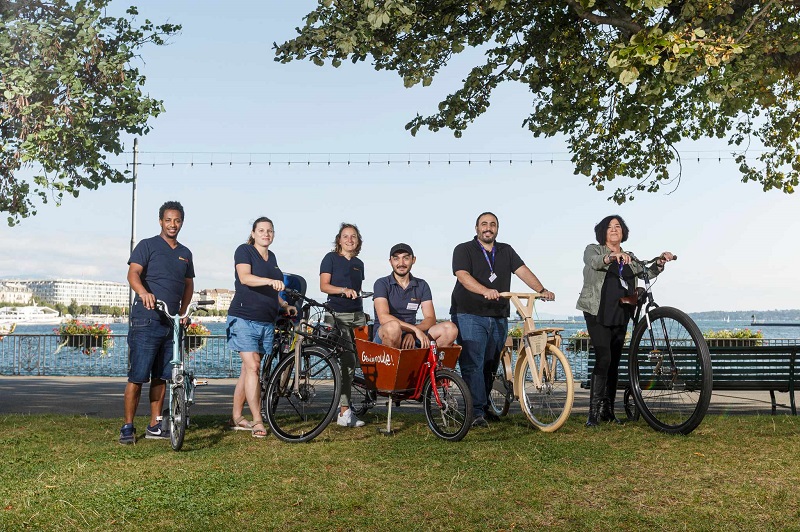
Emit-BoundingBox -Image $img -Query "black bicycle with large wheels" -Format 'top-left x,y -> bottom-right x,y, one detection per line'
622,254 -> 712,435
262,289 -> 359,443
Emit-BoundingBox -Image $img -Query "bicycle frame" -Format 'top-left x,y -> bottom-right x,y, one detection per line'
501,292 -> 562,396
627,257 -> 679,372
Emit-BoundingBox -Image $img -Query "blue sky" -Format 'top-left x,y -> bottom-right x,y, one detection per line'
1,1 -> 798,317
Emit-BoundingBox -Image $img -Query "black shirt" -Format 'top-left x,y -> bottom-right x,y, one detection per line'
450,237 -> 525,317
597,262 -> 635,327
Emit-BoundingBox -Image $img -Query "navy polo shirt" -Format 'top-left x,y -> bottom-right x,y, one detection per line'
319,251 -> 364,313
450,236 -> 524,317
129,235 -> 195,319
228,244 -> 284,323
372,273 -> 432,339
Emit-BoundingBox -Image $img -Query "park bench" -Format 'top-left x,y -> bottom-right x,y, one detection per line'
580,344 -> 799,415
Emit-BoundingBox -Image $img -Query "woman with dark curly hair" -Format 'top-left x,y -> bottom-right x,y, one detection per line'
576,215 -> 675,427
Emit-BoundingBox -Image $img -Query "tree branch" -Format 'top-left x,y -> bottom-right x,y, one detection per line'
736,0 -> 777,43
564,0 -> 643,36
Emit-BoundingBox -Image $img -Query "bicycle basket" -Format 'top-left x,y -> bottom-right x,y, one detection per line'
525,332 -> 548,355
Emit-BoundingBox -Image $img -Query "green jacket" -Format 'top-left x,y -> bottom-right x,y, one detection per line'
575,244 -> 662,316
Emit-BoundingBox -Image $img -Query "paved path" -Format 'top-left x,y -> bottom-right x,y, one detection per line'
0,376 -> 792,419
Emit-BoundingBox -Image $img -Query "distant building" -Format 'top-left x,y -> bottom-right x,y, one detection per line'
0,282 -> 34,305
11,279 -> 130,308
196,288 -> 235,312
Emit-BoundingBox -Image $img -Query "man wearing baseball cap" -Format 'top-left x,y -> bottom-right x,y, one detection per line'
372,243 -> 457,349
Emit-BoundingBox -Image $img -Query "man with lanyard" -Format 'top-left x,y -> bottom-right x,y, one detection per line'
120,201 -> 195,444
373,243 -> 457,349
450,212 -> 555,428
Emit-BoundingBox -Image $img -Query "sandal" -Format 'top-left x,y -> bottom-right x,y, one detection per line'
229,416 -> 253,431
251,422 -> 267,439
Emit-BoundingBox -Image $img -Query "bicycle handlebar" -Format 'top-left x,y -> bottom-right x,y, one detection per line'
155,299 -> 215,320
498,291 -> 548,299
626,252 -> 678,266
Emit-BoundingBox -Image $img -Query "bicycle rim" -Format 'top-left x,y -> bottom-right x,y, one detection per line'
264,346 -> 341,443
422,369 -> 473,442
519,345 -> 574,432
169,384 -> 186,451
628,306 -> 712,435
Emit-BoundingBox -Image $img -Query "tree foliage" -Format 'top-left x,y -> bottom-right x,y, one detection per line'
0,0 -> 179,225
275,0 -> 800,202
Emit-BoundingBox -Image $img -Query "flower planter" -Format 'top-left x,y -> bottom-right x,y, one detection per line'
706,338 -> 762,348
184,335 -> 207,352
568,337 -> 593,352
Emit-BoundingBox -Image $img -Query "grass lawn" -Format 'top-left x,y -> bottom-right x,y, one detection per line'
2,412 -> 799,530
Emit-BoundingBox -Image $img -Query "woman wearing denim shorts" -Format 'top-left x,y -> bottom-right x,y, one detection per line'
227,217 -> 295,438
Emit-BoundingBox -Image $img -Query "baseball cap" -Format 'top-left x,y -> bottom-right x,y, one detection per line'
389,243 -> 414,257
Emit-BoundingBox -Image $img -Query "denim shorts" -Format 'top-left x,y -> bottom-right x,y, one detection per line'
226,315 -> 275,355
127,317 -> 174,383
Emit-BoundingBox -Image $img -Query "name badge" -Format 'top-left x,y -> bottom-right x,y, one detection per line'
406,302 -> 419,311
488,273 -> 497,283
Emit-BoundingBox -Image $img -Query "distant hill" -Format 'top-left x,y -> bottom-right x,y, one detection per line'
689,309 -> 800,321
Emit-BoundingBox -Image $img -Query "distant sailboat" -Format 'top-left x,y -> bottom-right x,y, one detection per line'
724,316 -> 730,323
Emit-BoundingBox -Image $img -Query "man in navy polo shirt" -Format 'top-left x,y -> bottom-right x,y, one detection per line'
373,243 -> 457,349
120,201 -> 195,444
451,212 -> 555,428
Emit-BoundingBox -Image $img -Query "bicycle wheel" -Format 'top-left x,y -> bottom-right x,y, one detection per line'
518,344 -> 574,432
422,368 -> 473,442
623,386 -> 639,421
350,371 -> 376,417
628,306 -> 712,435
169,384 -> 187,451
488,351 -> 512,417
264,346 -> 341,443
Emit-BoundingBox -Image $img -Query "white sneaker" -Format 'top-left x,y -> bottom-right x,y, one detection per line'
337,408 -> 365,428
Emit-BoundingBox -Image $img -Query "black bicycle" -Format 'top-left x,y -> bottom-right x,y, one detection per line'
622,253 -> 712,435
261,289 -> 377,443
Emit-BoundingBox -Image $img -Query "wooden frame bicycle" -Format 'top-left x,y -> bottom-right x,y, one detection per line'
488,292 -> 575,432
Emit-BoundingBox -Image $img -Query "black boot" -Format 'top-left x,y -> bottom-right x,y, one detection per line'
585,375 -> 606,427
599,398 -> 623,424
599,383 -> 624,424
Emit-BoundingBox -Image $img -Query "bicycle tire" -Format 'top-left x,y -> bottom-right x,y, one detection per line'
169,384 -> 187,451
518,344 -> 574,432
422,368 -> 473,442
488,351 -> 512,417
264,345 -> 341,443
628,306 -> 712,435
350,372 -> 376,417
623,386 -> 639,421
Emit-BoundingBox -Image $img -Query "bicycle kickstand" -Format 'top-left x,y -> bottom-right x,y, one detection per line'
379,398 -> 396,437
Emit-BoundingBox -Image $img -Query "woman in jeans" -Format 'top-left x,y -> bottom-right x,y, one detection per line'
227,217 -> 295,438
319,223 -> 367,428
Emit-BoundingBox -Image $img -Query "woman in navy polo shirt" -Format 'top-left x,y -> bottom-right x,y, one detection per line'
319,223 -> 367,428
227,217 -> 295,438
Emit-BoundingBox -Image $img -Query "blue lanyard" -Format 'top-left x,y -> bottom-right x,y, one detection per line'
478,241 -> 496,274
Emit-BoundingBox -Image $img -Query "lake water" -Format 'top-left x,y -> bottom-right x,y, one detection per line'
10,317 -> 800,340
5,318 -> 798,379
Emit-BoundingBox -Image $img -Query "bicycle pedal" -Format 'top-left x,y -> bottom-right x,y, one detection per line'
193,379 -> 209,386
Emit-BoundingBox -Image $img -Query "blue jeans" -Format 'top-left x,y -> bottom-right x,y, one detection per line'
127,317 -> 174,383
452,313 -> 508,418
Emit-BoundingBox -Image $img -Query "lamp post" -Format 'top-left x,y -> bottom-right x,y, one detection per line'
128,138 -> 139,314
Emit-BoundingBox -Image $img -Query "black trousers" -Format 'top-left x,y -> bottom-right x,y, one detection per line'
584,312 -> 627,400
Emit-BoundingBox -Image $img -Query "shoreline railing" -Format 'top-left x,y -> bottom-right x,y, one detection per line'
1,334 -> 798,379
